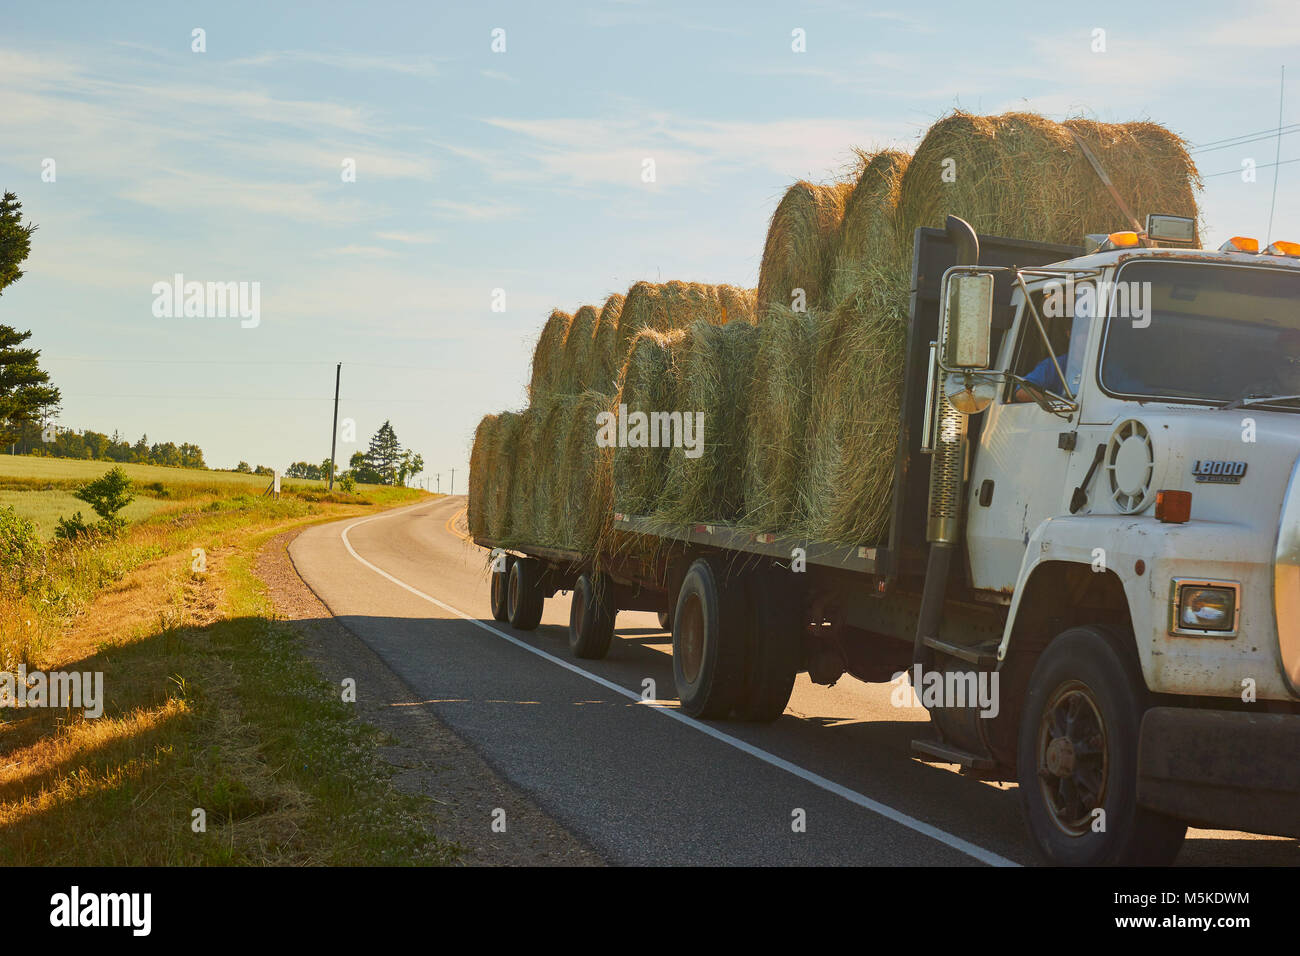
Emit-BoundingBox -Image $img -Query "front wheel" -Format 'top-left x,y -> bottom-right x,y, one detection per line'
1017,626 -> 1186,865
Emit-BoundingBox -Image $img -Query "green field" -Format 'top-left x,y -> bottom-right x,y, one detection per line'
0,455 -> 332,491
0,489 -> 168,539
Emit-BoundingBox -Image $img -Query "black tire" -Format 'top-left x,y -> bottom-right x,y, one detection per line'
506,557 -> 545,631
1017,626 -> 1187,866
489,553 -> 514,623
569,573 -> 616,659
671,556 -> 746,719
735,570 -> 799,722
658,609 -> 672,632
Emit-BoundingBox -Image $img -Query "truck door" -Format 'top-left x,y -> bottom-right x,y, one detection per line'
965,287 -> 1087,593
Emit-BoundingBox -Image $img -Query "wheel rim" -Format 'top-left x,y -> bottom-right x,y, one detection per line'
492,572 -> 505,611
1036,680 -> 1109,837
678,593 -> 705,684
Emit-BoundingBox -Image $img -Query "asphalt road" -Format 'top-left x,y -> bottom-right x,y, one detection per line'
288,496 -> 1296,866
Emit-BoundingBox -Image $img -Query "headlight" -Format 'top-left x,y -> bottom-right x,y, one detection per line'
1171,580 -> 1240,636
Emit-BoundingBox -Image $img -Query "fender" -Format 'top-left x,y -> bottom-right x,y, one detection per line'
998,513 -> 1292,700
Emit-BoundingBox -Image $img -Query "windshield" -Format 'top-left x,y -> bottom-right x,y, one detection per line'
1099,260 -> 1300,405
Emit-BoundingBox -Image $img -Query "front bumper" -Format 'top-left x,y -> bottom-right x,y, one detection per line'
1138,707 -> 1300,837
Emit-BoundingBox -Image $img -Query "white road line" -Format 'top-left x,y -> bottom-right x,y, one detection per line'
339,507 -> 1019,868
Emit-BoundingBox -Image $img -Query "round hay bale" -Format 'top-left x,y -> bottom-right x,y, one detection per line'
531,395 -> 576,547
828,149 -> 911,307
661,320 -> 761,523
527,309 -> 573,402
1062,118 -> 1201,241
557,305 -> 599,393
611,327 -> 689,516
897,111 -> 1201,254
756,180 -> 855,314
557,389 -> 616,552
506,407 -> 540,544
467,413 -> 499,538
798,283 -> 908,545
742,303 -> 818,531
486,411 -> 523,542
615,280 -> 733,359
592,293 -> 625,393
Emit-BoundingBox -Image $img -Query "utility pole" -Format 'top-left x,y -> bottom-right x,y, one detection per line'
450,468 -> 454,496
328,363 -> 341,490
436,473 -> 440,494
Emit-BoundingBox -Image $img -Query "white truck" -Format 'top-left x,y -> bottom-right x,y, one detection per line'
477,215 -> 1300,865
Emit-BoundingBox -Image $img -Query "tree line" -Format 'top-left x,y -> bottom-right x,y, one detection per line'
5,420 -> 208,468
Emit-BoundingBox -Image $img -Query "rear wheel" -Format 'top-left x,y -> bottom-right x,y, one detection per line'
735,570 -> 799,722
489,553 -> 513,622
672,557 -> 746,718
506,557 -> 545,631
657,609 -> 672,632
569,573 -> 616,659
1017,626 -> 1187,865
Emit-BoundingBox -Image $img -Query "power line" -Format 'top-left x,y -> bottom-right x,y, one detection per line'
1202,156 -> 1300,179
60,392 -> 434,403
1268,65 -> 1286,244
1190,123 -> 1300,154
46,356 -> 458,371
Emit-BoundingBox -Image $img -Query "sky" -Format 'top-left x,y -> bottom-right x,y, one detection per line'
1,0 -> 1297,484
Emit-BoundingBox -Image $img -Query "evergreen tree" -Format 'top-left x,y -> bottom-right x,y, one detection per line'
0,192 -> 60,445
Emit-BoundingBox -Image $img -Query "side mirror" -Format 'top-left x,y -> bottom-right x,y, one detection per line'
943,271 -> 994,370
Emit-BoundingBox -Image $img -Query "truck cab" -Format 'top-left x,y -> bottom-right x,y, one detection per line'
945,230 -> 1300,861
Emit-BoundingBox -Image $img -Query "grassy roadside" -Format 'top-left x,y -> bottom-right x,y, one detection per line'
0,484 -> 461,865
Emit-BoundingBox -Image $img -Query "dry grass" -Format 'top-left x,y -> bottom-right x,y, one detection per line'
757,180 -> 855,313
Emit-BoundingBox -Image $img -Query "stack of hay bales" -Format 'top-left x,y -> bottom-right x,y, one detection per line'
470,111 -> 1201,557
469,282 -> 758,554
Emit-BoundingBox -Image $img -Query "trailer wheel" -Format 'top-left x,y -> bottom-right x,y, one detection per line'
1017,626 -> 1186,866
506,557 -> 545,631
489,554 -> 514,623
569,573 -> 615,659
735,570 -> 799,722
672,557 -> 746,719
657,610 -> 672,632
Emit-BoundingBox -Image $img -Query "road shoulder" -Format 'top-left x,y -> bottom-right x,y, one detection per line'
257,525 -> 603,867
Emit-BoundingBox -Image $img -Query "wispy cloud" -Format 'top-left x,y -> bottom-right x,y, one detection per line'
229,49 -> 444,78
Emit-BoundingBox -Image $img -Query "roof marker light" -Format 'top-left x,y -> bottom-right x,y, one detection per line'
1220,236 -> 1260,254
1265,240 -> 1300,257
